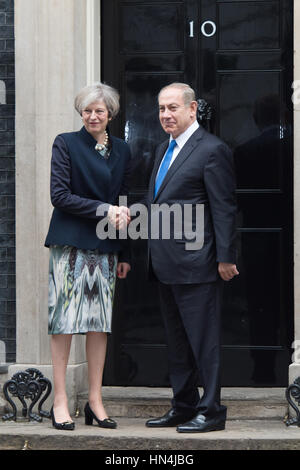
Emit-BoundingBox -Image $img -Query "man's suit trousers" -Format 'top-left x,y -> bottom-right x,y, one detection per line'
158,280 -> 226,420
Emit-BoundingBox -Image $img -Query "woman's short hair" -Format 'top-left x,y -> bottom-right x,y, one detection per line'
74,82 -> 120,119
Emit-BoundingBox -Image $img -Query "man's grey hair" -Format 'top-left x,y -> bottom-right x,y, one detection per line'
158,82 -> 196,105
74,82 -> 120,119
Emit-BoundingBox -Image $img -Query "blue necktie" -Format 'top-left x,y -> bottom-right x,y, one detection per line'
154,139 -> 177,197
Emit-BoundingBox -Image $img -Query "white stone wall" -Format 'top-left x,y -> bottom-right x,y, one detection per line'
12,0 -> 101,409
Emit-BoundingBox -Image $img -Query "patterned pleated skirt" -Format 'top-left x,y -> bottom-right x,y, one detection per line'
48,245 -> 118,335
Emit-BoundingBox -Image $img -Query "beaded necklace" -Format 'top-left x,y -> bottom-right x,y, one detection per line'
95,131 -> 110,159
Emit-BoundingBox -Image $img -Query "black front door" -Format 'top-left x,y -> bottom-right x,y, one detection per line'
102,0 -> 293,386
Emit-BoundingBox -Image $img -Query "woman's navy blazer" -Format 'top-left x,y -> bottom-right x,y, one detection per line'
44,126 -> 131,261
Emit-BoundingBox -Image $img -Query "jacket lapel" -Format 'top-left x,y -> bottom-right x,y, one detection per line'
153,126 -> 205,201
79,126 -> 120,172
106,136 -> 121,172
150,140 -> 169,201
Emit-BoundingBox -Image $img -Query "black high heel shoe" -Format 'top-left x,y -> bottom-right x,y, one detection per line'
50,406 -> 75,431
84,402 -> 117,429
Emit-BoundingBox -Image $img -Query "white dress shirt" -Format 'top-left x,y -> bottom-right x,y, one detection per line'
156,120 -> 200,179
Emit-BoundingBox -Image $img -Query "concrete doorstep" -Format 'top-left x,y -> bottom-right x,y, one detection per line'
0,387 -> 299,451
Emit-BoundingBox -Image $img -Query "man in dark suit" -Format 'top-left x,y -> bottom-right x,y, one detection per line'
145,83 -> 238,433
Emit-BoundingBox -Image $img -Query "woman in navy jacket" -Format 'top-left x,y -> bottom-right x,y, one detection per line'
45,82 -> 131,430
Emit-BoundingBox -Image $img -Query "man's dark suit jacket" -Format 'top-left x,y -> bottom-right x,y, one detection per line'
148,125 -> 237,284
44,126 -> 131,261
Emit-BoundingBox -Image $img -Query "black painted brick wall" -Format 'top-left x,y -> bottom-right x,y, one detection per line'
0,0 -> 15,363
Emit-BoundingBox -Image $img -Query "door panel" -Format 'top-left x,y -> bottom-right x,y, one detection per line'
125,72 -> 183,190
102,0 -> 293,386
219,72 -> 282,188
120,4 -> 185,52
218,1 -> 280,50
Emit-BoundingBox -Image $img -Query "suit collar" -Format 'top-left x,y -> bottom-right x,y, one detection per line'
157,125 -> 204,160
79,125 -> 97,145
152,125 -> 205,201
79,126 -> 119,171
173,120 -> 200,151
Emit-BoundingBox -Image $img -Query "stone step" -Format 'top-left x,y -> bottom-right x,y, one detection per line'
0,386 -> 297,451
77,387 -> 288,421
0,417 -> 299,451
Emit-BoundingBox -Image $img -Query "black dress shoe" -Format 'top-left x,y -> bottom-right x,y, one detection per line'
145,408 -> 196,428
176,412 -> 225,433
50,406 -> 75,431
84,402 -> 117,429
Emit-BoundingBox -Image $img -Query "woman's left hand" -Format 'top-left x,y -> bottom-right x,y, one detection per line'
117,262 -> 131,279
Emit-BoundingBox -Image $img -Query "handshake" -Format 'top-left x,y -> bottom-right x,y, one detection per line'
108,205 -> 131,230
